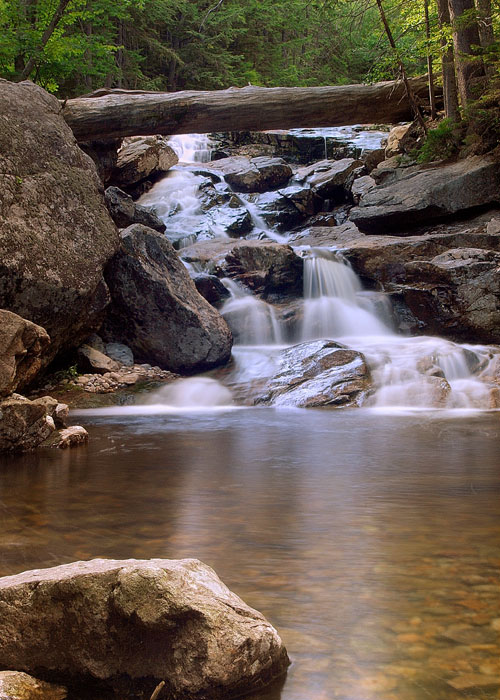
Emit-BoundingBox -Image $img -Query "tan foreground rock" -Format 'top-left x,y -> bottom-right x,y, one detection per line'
0,311 -> 50,398
0,558 -> 289,699
0,671 -> 66,700
0,396 -> 54,451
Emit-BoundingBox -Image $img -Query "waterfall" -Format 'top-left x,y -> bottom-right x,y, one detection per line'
168,134 -> 213,163
220,278 -> 283,345
301,249 -> 391,339
299,248 -> 499,410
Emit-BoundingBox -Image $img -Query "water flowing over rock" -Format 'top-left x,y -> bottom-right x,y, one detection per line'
254,340 -> 371,407
103,224 -> 233,373
0,311 -> 50,397
350,156 -> 500,233
296,158 -> 364,200
0,558 -> 289,699
0,79 -> 119,365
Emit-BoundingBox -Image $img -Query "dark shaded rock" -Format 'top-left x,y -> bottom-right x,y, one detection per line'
112,136 -> 178,189
363,148 -> 386,172
79,139 -> 120,185
194,274 -> 231,307
105,187 -> 165,232
0,396 -> 55,452
208,156 -> 292,192
103,225 -> 232,373
0,79 -> 119,365
0,558 -> 289,699
350,156 -> 500,234
278,184 -> 317,216
0,671 -> 66,700
0,311 -> 50,397
105,342 -> 134,366
351,175 -> 376,205
254,340 -> 370,407
248,191 -> 305,230
296,158 -> 364,200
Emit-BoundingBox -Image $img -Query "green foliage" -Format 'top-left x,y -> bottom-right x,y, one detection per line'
416,118 -> 463,162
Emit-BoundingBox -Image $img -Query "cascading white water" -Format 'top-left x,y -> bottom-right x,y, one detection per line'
168,133 -> 213,163
220,278 -> 283,345
301,250 -> 391,339
298,249 -> 499,410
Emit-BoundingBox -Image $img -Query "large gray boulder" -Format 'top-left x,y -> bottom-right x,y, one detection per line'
103,225 -> 233,373
0,79 -> 119,364
255,340 -> 371,407
0,311 -> 50,397
350,156 -> 500,233
0,558 -> 289,699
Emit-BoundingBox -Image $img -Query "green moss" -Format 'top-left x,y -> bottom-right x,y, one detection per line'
416,119 -> 463,163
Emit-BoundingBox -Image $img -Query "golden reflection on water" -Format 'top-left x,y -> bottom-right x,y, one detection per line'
0,409 -> 499,700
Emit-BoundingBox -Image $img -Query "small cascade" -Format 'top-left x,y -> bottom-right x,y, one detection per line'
168,134 -> 213,163
220,278 -> 283,345
301,249 -> 391,339
235,193 -> 289,243
147,377 -> 233,407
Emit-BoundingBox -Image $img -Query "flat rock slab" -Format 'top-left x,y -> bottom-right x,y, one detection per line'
0,558 -> 289,699
350,156 -> 500,234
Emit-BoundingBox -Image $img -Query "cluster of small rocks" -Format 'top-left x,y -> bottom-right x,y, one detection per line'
72,364 -> 178,394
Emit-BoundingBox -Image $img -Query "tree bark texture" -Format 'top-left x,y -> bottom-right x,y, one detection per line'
448,0 -> 485,107
437,0 -> 461,120
62,76 -> 437,142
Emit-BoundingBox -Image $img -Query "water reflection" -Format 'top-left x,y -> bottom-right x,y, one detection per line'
1,410 -> 499,700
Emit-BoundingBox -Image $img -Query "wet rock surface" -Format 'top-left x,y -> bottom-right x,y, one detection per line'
0,558 -> 289,699
103,224 -> 233,373
208,156 -> 292,192
254,340 -> 371,407
104,186 -> 166,232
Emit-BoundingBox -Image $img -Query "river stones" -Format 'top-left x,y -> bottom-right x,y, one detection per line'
112,136 -> 178,189
0,558 -> 290,699
103,224 -> 233,373
0,311 -> 50,398
104,186 -> 166,232
254,339 -> 371,407
208,156 -> 292,192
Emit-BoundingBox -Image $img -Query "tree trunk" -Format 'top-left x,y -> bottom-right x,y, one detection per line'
375,0 -> 427,132
437,0 -> 461,120
424,0 -> 437,119
62,76 -> 440,142
448,0 -> 485,107
475,0 -> 495,47
19,0 -> 73,81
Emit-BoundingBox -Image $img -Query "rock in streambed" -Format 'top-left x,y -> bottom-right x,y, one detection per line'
0,558 -> 289,699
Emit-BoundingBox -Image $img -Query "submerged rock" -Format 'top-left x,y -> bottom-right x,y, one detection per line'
350,156 -> 500,233
0,311 -> 50,397
0,79 -> 119,365
255,340 -> 371,407
104,224 -> 233,373
0,558 -> 289,699
0,671 -> 66,700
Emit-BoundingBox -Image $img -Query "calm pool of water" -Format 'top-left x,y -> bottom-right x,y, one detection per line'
1,408 -> 499,699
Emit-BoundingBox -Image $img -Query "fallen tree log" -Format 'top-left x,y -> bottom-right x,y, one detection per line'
62,76 -> 438,142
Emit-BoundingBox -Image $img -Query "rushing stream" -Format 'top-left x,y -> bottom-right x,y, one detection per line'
1,132 -> 499,700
